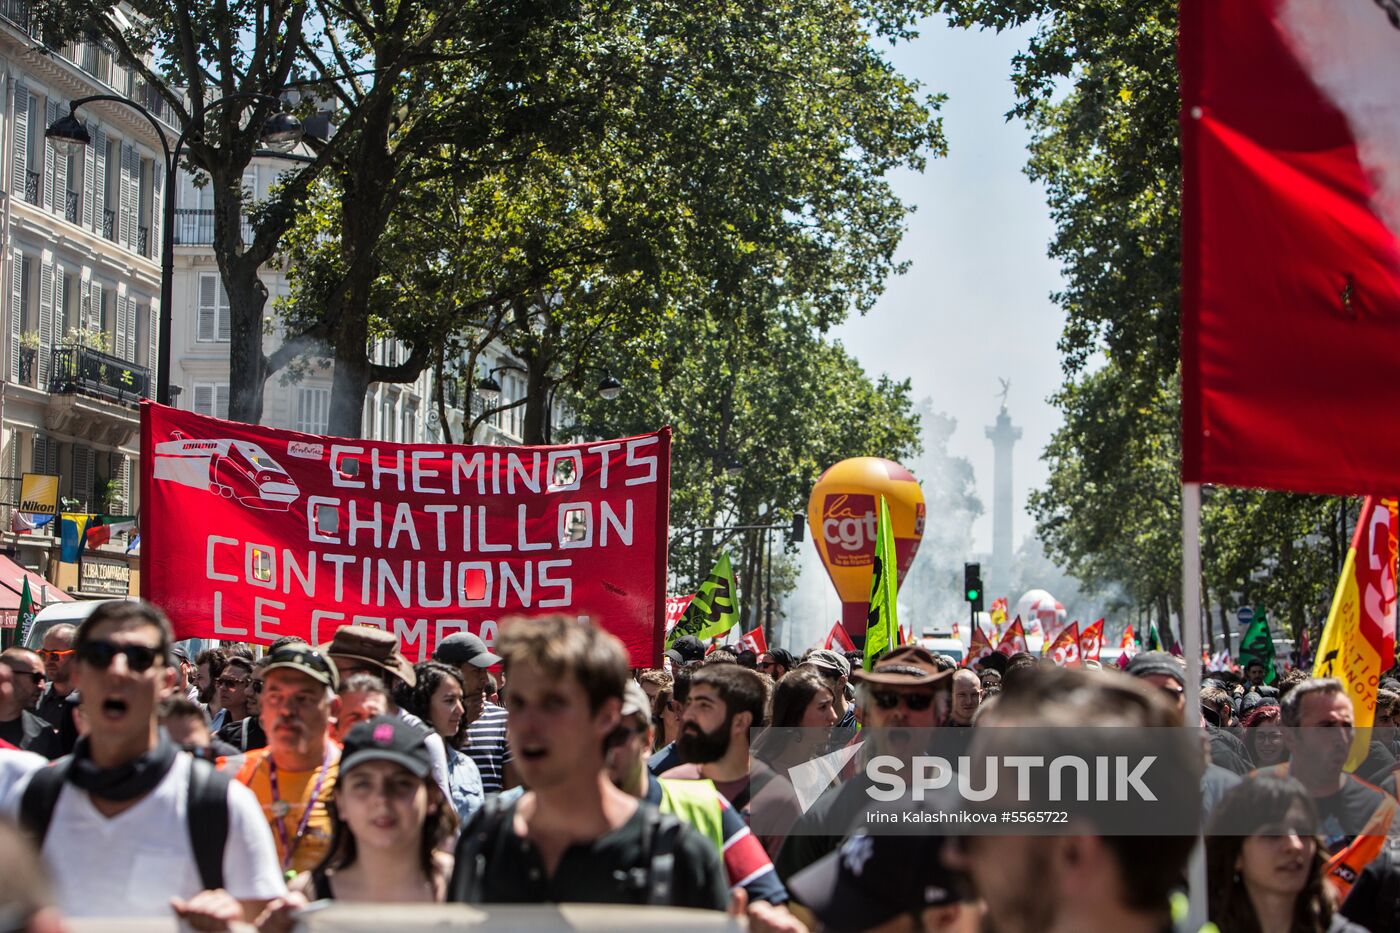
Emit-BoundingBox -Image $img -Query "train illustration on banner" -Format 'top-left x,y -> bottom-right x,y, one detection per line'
152,435 -> 301,511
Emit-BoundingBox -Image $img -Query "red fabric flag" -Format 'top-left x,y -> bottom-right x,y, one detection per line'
736,627 -> 768,656
1180,1 -> 1400,494
996,618 -> 1027,657
1047,623 -> 1081,667
1078,619 -> 1104,662
824,621 -> 856,653
965,624 -> 995,669
665,594 -> 695,636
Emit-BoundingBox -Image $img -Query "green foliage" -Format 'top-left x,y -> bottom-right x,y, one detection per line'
943,0 -> 1341,641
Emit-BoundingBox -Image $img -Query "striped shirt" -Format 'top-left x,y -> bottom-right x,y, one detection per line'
465,702 -> 511,793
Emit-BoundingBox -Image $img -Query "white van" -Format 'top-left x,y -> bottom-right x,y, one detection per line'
22,598 -> 217,660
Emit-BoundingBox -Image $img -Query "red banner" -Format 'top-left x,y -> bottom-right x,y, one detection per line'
140,403 -> 671,666
664,594 -> 695,636
1180,0 -> 1400,494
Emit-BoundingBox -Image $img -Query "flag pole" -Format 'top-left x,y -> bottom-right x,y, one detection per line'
1182,481 -> 1206,928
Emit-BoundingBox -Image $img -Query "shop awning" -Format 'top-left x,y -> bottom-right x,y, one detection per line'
0,556 -> 73,608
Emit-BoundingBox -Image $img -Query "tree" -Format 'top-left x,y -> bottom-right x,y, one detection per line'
276,0 -> 946,437
942,0 -> 1342,642
565,304 -> 922,632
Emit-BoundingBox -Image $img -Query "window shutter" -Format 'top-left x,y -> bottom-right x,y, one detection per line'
91,127 -> 106,234
9,249 -> 21,382
215,384 -> 229,419
124,294 -> 137,361
118,143 -> 133,248
193,384 -> 213,416
83,123 -> 96,227
218,280 -> 230,340
37,260 -> 53,385
72,445 -> 93,509
43,100 -> 56,210
114,294 -> 128,360
148,298 -> 157,375
115,455 -> 130,514
150,162 -> 162,258
12,85 -> 27,198
197,273 -> 217,340
89,280 -> 102,334
51,104 -> 68,214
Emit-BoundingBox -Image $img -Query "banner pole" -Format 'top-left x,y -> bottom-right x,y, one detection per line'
1181,481 -> 1206,928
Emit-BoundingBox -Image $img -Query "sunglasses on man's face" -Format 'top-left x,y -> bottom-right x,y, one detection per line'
76,641 -> 163,673
6,669 -> 44,685
39,649 -> 75,661
870,690 -> 936,712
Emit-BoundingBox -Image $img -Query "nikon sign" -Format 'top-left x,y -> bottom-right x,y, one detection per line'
19,473 -> 59,515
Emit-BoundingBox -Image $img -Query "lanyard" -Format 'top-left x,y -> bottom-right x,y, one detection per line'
266,746 -> 334,872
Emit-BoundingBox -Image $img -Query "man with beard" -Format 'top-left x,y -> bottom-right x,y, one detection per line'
774,645 -> 953,882
943,666 -> 1197,933
6,601 -> 284,921
34,624 -> 76,727
196,647 -> 228,728
0,650 -> 59,759
661,663 -> 770,819
226,643 -> 342,876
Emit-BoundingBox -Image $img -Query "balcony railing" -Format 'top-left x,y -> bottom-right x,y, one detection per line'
65,190 -> 80,224
49,345 -> 149,407
173,208 -> 253,246
137,225 -> 148,256
24,171 -> 39,205
103,209 -> 114,241
0,0 -> 29,32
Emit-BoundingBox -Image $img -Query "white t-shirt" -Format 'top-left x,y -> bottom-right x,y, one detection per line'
0,748 -> 45,801
3,752 -> 287,917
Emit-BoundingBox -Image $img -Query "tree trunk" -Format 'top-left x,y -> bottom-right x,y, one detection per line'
327,314 -> 371,438
522,363 -> 551,445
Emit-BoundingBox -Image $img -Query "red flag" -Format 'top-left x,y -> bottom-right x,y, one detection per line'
824,621 -> 856,653
1180,1 -> 1400,494
736,627 -> 768,656
665,594 -> 695,635
996,618 -> 1027,657
964,624 -> 995,668
1078,619 -> 1104,662
1047,623 -> 1081,667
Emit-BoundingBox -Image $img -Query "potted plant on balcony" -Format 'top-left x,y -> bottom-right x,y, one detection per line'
17,331 -> 39,386
64,327 -> 111,352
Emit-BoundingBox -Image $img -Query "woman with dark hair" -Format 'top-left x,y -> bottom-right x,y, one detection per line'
257,717 -> 458,928
651,684 -> 679,752
754,668 -> 838,771
1206,774 -> 1367,933
1241,704 -> 1288,767
401,661 -> 483,823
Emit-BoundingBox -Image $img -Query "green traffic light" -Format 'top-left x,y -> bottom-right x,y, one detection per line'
967,589 -> 979,601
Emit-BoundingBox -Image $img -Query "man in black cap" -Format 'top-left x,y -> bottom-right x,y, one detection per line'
757,649 -> 798,682
665,634 -> 708,669
433,631 -> 515,794
798,649 -> 855,730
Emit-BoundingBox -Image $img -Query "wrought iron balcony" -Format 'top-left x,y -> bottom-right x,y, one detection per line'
137,225 -> 148,256
65,190 -> 79,224
173,208 -> 253,246
24,171 -> 38,205
103,209 -> 114,240
49,345 -> 149,407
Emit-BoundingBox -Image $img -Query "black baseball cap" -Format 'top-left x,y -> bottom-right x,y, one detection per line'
667,635 -> 706,664
433,632 -> 502,668
341,716 -> 433,779
260,644 -> 339,691
788,828 -> 967,932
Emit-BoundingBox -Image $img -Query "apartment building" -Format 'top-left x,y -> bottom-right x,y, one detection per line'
0,6 -> 166,594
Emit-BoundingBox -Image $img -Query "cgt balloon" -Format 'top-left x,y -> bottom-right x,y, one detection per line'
807,457 -> 925,640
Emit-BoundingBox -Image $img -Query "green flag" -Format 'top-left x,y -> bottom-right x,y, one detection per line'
1146,622 -> 1162,652
1238,610 -> 1277,684
667,553 -> 740,646
863,496 -> 899,671
14,578 -> 34,649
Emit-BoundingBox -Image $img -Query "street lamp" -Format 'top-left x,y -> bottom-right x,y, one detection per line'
46,94 -> 304,405
596,370 -> 622,401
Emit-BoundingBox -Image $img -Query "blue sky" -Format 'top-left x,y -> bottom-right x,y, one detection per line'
833,16 -> 1065,555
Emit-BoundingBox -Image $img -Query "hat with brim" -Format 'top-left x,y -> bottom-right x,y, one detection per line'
322,624 -> 416,687
788,831 -> 963,932
260,644 -> 340,691
341,716 -> 432,779
851,645 -> 952,688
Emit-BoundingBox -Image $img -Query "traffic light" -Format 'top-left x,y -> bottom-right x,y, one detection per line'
964,562 -> 984,612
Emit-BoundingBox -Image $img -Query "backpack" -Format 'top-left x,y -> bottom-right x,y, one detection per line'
18,754 -> 232,891
451,796 -> 683,906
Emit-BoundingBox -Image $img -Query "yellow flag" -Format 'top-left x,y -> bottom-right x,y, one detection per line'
1314,497 -> 1398,771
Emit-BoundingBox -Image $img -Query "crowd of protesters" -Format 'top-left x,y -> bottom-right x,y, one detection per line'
0,604 -> 1398,931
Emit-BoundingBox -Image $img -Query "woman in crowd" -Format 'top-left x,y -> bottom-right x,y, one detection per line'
1241,704 -> 1288,768
651,684 -> 681,752
402,661 -> 484,823
754,668 -> 839,771
1206,774 -> 1367,933
258,717 -> 458,928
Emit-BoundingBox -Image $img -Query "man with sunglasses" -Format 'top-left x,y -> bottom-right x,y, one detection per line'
774,645 -> 953,883
34,624 -> 76,728
0,649 -> 59,759
4,600 -> 285,921
757,649 -> 797,682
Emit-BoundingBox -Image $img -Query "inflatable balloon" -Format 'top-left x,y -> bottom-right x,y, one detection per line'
1015,589 -> 1066,644
807,457 -> 925,639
